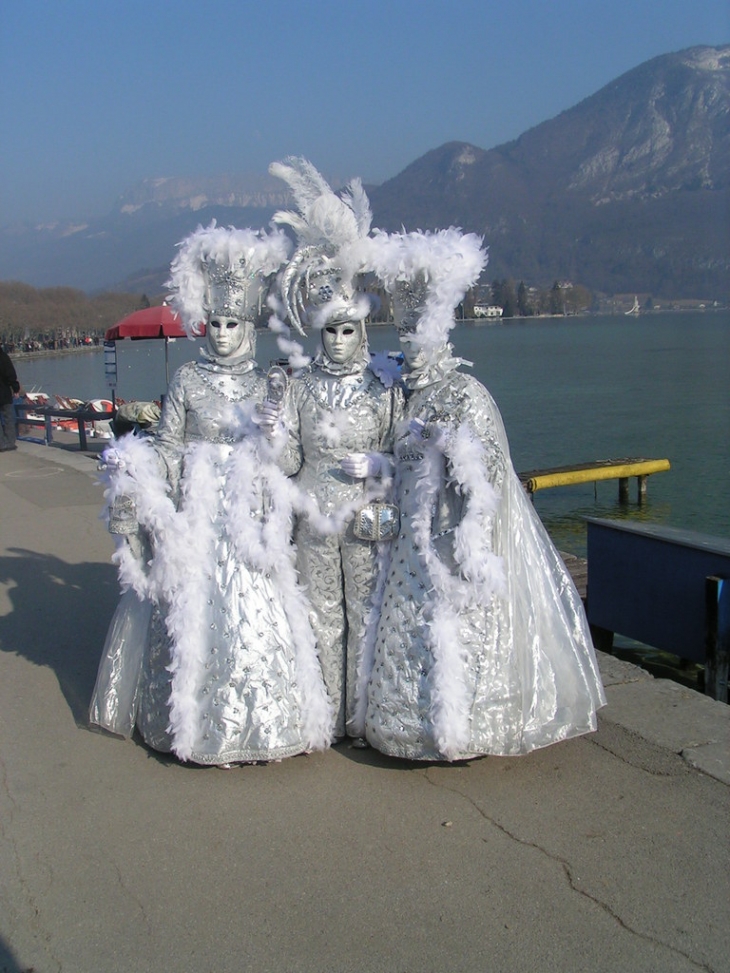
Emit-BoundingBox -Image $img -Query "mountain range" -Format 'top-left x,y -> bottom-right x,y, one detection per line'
1,44 -> 727,300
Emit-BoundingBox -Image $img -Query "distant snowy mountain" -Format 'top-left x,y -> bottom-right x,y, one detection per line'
1,45 -> 727,299
113,173 -> 291,216
0,172 -> 291,293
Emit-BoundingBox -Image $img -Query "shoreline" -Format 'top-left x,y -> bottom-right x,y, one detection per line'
7,344 -> 104,362
4,304 -> 726,361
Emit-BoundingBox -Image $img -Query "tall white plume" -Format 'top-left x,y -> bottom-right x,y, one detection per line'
366,228 -> 487,353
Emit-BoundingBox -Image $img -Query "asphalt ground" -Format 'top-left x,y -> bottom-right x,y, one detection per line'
1,439 -> 728,973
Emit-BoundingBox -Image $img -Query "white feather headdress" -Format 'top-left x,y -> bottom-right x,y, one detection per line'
166,221 -> 292,336
366,228 -> 487,353
269,157 -> 375,334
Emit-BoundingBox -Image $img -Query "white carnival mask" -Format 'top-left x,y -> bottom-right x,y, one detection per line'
399,335 -> 430,371
206,317 -> 254,359
322,321 -> 363,365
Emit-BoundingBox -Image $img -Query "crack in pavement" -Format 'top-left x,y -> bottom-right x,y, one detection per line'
588,724 -> 695,778
111,858 -> 153,936
423,768 -> 715,973
0,757 -> 62,972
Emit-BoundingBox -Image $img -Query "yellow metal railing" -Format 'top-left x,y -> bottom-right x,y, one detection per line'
519,458 -> 671,502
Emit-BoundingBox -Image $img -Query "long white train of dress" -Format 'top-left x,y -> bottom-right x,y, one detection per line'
90,358 -> 333,763
365,368 -> 606,761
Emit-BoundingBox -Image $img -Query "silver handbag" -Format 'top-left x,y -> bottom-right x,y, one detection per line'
353,502 -> 400,541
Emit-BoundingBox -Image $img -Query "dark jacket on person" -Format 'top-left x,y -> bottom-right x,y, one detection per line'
0,349 -> 20,406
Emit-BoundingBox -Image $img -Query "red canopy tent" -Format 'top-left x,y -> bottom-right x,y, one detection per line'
105,305 -> 205,387
105,304 -> 191,340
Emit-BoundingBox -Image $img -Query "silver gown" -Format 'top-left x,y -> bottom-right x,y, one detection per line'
90,354 -> 332,764
365,357 -> 606,761
282,362 -> 404,739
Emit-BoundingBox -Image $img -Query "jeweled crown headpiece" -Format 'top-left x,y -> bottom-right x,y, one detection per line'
269,157 -> 376,334
391,271 -> 429,337
293,257 -> 373,330
203,259 -> 259,321
166,221 -> 292,336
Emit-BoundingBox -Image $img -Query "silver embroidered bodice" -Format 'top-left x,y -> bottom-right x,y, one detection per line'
400,370 -> 507,543
282,365 -> 404,514
155,358 -> 267,497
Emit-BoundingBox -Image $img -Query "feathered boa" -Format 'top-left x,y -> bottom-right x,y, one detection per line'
409,419 -> 506,759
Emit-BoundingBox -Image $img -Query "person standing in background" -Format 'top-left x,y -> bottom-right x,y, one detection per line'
0,347 -> 21,451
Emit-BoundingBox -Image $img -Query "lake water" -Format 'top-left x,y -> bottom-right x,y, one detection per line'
16,310 -> 729,558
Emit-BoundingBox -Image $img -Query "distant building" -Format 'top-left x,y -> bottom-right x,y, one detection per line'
473,305 -> 504,318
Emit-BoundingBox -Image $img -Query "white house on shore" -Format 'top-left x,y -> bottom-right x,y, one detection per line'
473,305 -> 504,318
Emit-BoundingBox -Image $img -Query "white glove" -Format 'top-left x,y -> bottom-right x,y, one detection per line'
340,452 -> 383,479
255,400 -> 284,439
99,447 -> 126,471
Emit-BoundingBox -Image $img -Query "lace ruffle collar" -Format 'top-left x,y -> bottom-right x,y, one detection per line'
404,344 -> 470,390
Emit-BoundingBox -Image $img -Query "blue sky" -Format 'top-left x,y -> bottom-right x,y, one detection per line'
1,0 -> 727,224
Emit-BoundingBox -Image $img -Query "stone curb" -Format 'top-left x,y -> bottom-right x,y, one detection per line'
596,651 -> 730,785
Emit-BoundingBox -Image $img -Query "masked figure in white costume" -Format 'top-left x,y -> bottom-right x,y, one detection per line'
363,229 -> 606,761
90,223 -> 332,765
268,159 -> 405,742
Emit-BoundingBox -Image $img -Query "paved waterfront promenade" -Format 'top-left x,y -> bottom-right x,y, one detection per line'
1,440 -> 728,973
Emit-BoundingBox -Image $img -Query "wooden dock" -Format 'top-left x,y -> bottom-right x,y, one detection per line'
519,457 -> 670,503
